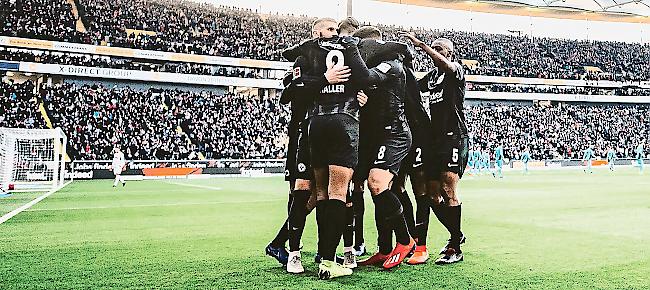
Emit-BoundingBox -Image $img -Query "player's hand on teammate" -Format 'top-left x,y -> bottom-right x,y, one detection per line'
399,31 -> 424,48
324,65 -> 351,84
357,90 -> 368,107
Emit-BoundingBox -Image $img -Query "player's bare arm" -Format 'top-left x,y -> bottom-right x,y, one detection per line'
400,32 -> 457,74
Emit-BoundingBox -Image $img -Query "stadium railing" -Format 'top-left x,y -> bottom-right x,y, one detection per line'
69,159 -> 286,180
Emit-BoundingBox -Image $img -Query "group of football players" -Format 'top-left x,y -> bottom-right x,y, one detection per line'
265,16 -> 469,280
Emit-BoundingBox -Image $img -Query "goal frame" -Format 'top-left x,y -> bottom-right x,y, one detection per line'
0,127 -> 67,192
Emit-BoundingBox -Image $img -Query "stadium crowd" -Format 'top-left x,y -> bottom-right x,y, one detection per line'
466,103 -> 649,160
1,81 -> 647,161
1,0 -> 648,81
43,83 -> 196,160
0,80 -> 44,129
39,82 -> 289,160
469,84 -> 650,96
170,91 -> 289,159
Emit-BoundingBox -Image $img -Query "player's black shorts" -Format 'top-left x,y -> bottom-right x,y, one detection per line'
426,134 -> 469,180
294,125 -> 313,181
309,113 -> 359,169
400,124 -> 432,175
368,120 -> 412,176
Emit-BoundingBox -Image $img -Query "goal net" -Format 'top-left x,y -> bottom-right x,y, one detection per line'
0,128 -> 67,192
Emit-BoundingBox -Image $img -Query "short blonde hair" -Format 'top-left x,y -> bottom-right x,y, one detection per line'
312,17 -> 338,30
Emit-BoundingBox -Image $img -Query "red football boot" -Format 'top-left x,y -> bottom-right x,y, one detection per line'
357,252 -> 389,266
382,238 -> 416,269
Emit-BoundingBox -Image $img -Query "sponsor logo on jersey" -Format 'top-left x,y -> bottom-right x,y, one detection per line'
320,41 -> 345,50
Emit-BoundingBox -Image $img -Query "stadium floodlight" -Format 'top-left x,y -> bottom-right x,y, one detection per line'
0,128 -> 67,192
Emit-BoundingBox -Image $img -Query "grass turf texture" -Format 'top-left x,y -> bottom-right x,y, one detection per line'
1,168 -> 649,289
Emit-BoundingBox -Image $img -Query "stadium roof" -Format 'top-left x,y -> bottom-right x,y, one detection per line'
485,0 -> 650,16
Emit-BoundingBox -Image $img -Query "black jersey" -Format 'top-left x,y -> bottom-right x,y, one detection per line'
282,36 -> 369,120
418,62 -> 467,137
358,39 -> 413,130
280,55 -> 314,137
404,67 -> 429,131
364,59 -> 408,129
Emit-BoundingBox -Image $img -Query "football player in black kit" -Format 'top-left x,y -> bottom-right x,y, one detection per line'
283,17 -> 371,279
391,49 -> 433,265
402,32 -> 468,265
266,17 -> 367,275
350,26 -> 417,270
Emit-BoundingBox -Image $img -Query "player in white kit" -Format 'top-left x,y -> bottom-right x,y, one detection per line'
111,147 -> 127,187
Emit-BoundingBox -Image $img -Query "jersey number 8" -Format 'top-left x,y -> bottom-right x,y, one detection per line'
377,146 -> 386,160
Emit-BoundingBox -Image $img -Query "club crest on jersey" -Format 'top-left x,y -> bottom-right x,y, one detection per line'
293,67 -> 301,80
321,84 -> 345,94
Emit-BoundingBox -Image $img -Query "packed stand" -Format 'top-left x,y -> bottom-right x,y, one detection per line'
2,0 -> 649,81
169,91 -> 289,159
0,80 -> 45,129
76,0 -> 312,60
382,27 -> 650,82
43,83 -> 196,160
40,83 -> 289,160
1,80 -> 648,161
469,83 -> 650,96
0,0 -> 80,42
466,103 -> 650,160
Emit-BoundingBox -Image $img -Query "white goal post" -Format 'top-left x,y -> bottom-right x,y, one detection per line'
0,127 -> 67,192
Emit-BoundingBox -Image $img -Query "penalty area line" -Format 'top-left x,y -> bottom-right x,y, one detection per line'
0,180 -> 72,225
25,198 -> 286,211
164,181 -> 222,191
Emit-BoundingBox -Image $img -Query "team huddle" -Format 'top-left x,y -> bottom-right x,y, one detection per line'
265,17 -> 469,279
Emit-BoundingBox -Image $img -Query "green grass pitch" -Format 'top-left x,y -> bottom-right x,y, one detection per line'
1,167 -> 649,289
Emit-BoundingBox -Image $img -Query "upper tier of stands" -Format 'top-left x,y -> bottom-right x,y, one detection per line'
1,0 -> 648,81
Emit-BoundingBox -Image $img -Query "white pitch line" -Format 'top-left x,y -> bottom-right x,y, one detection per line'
0,181 -> 72,225
164,181 -> 222,191
24,199 -> 285,212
